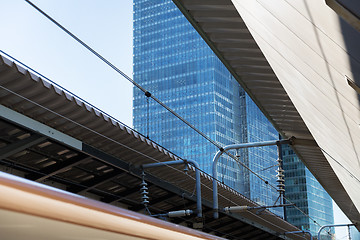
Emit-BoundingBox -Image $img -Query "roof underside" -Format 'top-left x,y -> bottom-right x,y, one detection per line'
172,0 -> 360,226
0,54 -> 309,239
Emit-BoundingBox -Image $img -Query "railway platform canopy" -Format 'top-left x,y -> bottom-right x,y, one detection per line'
0,54 -> 309,239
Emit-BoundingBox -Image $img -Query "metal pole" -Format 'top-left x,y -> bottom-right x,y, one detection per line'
348,224 -> 352,240
212,139 -> 291,218
143,160 -> 202,218
284,230 -> 312,240
317,223 -> 355,240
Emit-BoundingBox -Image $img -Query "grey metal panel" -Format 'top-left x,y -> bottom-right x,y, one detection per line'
172,0 -> 360,226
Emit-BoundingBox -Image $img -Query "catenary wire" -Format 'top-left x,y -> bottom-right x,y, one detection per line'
23,0 -> 294,201
1,149 -> 293,240
23,0 -> 292,207
0,84 -> 309,239
0,82 -> 313,239
21,0 -> 279,189
24,0 -> 221,150
1,157 -> 236,239
11,1 -> 336,234
0,49 -> 135,134
21,0 -> 288,211
320,147 -> 360,184
259,163 -> 280,172
0,159 -> 141,206
0,84 -> 243,210
1,44 -> 328,238
0,83 -> 276,216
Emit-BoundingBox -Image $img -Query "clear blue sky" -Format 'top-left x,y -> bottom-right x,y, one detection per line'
0,0 -> 133,126
0,0 -> 354,238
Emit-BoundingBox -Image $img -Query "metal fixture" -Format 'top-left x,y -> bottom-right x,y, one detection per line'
317,223 -> 355,240
212,139 -> 292,219
224,204 -> 294,214
152,210 -> 194,219
142,159 -> 202,218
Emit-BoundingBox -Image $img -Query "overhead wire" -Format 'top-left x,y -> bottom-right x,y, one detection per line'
22,0 -> 289,213
320,147 -> 360,184
0,158 -> 140,205
0,49 -> 135,134
23,0 -> 282,199
2,157 -> 228,238
0,84 -> 239,209
11,0 -> 336,235
4,0 -> 326,228
23,0 -> 220,149
259,163 -> 279,172
0,84 -> 308,239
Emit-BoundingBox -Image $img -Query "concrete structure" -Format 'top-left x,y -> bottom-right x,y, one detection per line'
172,0 -> 360,229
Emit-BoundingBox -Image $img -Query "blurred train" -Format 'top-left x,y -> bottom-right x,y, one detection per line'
0,172 -> 224,240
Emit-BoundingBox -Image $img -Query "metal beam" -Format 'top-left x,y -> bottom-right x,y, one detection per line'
248,232 -> 272,240
326,0 -> 360,32
82,143 -> 286,239
130,192 -> 177,212
140,193 -> 177,210
239,229 -> 263,239
225,225 -> 254,236
142,159 -> 203,218
150,192 -> 177,206
0,134 -> 46,159
0,158 -> 86,188
26,154 -> 90,182
0,105 -> 82,150
212,220 -> 246,233
68,171 -> 125,194
212,139 -> 292,219
206,217 -> 235,230
191,9 -> 242,20
0,117 -> 287,239
102,185 -> 143,204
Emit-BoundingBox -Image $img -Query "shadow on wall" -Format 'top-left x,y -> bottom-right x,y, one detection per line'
340,16 -> 360,99
305,1 -> 360,167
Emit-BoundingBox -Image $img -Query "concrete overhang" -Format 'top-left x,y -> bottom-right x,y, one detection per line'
173,0 -> 360,228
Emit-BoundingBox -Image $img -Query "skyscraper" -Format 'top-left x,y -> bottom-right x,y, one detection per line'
133,0 -> 334,235
133,0 -> 281,215
282,145 -> 334,236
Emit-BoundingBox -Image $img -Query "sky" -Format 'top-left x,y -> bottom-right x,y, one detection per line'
0,0 -> 356,238
0,0 -> 133,126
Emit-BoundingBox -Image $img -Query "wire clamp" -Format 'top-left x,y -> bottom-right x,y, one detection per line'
145,91 -> 151,97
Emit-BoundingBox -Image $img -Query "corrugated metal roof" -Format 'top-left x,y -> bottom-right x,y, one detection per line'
172,0 -> 359,225
0,53 -> 307,239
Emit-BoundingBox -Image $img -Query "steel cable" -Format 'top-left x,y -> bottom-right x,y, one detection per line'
0,84 -> 308,238
6,0 -> 336,234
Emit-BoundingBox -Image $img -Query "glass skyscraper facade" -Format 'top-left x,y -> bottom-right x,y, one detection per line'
133,0 -> 281,216
282,144 -> 334,236
133,0 -> 335,225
